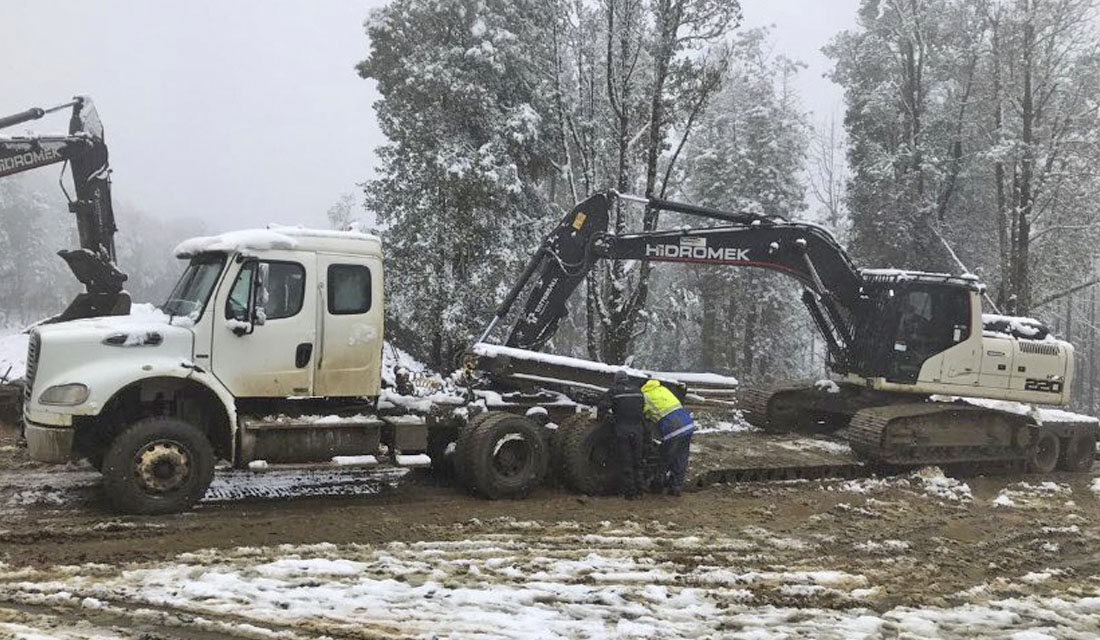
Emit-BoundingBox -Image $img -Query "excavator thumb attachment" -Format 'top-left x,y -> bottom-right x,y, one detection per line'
480,193 -> 611,350
54,290 -> 132,323
52,248 -> 131,322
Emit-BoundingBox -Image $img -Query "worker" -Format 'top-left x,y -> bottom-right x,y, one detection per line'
642,379 -> 694,496
598,370 -> 646,499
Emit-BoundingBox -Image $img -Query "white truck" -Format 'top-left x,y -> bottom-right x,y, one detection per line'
22,227 -> 572,513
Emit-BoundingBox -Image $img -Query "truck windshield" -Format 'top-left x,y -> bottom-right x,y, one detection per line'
163,254 -> 226,320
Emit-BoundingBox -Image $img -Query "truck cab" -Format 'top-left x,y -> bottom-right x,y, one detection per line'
22,227 -> 389,512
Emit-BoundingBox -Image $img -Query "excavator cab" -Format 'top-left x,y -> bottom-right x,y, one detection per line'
851,272 -> 977,385
883,284 -> 972,383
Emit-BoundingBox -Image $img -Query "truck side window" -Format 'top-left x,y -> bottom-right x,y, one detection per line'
328,264 -> 372,314
226,263 -> 254,321
225,261 -> 305,321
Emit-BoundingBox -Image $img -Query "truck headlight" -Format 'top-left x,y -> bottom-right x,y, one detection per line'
39,383 -> 90,406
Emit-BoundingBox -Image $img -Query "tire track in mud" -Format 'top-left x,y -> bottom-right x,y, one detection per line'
2,519 -> 1098,639
0,466 -> 411,513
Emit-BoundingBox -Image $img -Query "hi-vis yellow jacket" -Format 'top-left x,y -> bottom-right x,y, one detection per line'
641,379 -> 694,441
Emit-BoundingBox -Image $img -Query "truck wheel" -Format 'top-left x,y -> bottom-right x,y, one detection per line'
454,412 -> 493,493
1026,429 -> 1061,474
427,426 -> 458,478
87,452 -> 105,472
1057,432 -> 1097,472
464,413 -> 548,500
559,414 -> 617,495
101,417 -> 215,515
546,421 -> 570,485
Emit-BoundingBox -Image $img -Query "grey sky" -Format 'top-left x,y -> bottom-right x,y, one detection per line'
0,0 -> 857,233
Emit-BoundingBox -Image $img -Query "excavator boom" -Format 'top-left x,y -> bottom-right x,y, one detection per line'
489,192 -> 862,371
0,97 -> 130,321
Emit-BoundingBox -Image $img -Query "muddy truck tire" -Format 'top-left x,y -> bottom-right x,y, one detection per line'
1058,431 -> 1097,472
454,412 -> 493,492
426,414 -> 462,479
101,417 -> 215,515
559,414 -> 617,495
1026,429 -> 1061,474
460,412 -> 548,499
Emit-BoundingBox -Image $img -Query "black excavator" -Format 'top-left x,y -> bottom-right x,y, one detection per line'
475,191 -> 1098,476
0,97 -> 130,321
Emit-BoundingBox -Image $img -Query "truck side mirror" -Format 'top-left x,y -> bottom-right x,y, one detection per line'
249,262 -> 269,329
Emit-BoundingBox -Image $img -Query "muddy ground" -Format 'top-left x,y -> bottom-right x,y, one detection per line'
0,420 -> 1098,638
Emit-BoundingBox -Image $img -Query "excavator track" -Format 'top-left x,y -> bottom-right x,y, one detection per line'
848,402 -> 1030,466
687,462 -> 870,490
740,383 -> 861,433
739,384 -> 785,429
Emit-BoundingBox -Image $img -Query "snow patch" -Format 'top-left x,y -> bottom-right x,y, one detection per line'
331,455 -> 378,466
471,342 -> 738,388
175,229 -> 298,257
994,482 -> 1073,509
930,395 -> 1098,425
0,330 -> 28,382
695,411 -> 759,434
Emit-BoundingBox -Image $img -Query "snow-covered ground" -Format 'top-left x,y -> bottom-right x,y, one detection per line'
694,410 -> 759,434
827,466 -> 974,502
1,519 -> 1097,639
0,328 -> 27,383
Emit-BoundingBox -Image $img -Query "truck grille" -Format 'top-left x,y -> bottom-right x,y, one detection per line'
24,330 -> 40,403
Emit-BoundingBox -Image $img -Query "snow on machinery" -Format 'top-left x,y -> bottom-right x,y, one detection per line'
16,190 -> 1098,515
471,191 -> 1098,475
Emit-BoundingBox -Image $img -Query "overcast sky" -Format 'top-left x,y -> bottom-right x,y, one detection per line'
0,0 -> 858,233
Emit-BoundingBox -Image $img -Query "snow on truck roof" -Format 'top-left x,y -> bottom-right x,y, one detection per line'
174,225 -> 381,258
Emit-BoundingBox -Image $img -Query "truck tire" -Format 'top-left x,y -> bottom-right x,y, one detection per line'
454,411 -> 493,493
101,417 -> 215,515
1026,429 -> 1060,474
464,413 -> 548,500
1057,431 -> 1097,472
559,414 -> 617,495
427,425 -> 459,478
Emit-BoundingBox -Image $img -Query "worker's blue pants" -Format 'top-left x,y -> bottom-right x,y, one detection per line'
660,433 -> 692,490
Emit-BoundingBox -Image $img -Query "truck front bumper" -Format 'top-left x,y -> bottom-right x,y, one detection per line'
24,420 -> 75,463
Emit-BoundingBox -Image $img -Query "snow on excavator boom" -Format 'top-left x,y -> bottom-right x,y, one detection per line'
0,96 -> 130,321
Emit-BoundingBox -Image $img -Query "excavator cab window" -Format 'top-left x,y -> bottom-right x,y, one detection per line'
888,285 -> 971,383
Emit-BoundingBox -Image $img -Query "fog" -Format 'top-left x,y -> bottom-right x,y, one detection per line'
0,0 -> 855,234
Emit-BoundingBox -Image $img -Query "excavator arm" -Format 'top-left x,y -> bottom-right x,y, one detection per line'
0,97 -> 130,321
482,192 -> 863,372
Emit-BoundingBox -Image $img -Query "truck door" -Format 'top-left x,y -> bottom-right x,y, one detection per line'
315,253 -> 384,397
210,251 -> 316,397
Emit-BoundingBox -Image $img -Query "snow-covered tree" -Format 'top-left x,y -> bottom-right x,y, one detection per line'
636,27 -> 814,380
358,0 -> 559,367
828,0 -> 1100,316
